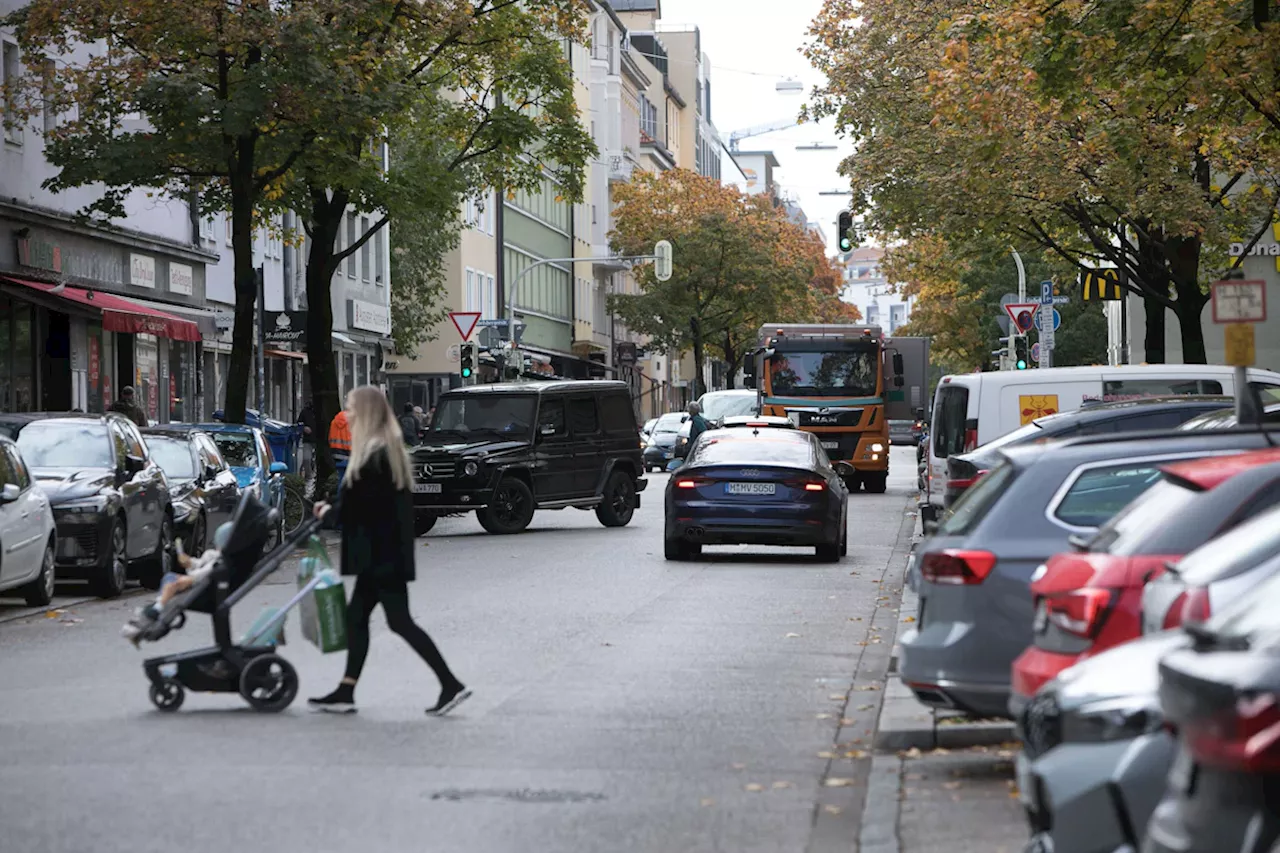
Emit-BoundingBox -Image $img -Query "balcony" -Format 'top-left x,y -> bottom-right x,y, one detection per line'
607,152 -> 635,184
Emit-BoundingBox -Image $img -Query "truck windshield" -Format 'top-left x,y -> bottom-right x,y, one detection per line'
768,349 -> 878,397
431,395 -> 536,437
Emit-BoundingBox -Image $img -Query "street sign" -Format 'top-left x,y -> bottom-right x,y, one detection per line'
1052,295 -> 1070,305
446,343 -> 461,364
1224,323 -> 1256,367
1031,342 -> 1041,363
1003,302 -> 1040,334
449,311 -> 482,341
476,318 -> 511,327
1039,282 -> 1056,367
1211,280 -> 1267,323
1034,308 -> 1062,332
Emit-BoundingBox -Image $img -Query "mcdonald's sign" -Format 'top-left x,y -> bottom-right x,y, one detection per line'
1079,268 -> 1123,301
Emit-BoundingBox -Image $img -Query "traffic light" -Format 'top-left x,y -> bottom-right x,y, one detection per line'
837,210 -> 854,253
1014,337 -> 1029,370
459,342 -> 477,384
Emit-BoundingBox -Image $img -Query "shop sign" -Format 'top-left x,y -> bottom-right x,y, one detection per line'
130,253 -> 156,288
350,298 -> 391,335
16,236 -> 62,273
169,262 -> 193,296
263,310 -> 307,346
213,310 -> 235,331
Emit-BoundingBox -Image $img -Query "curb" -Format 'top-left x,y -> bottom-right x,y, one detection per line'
858,753 -> 903,853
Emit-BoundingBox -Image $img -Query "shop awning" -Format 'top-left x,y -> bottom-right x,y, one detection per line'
121,295 -> 221,337
2,276 -> 202,342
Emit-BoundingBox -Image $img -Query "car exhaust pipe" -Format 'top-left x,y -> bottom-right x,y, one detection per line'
685,526 -> 705,540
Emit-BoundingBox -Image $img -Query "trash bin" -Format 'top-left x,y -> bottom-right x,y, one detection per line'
211,409 -> 303,472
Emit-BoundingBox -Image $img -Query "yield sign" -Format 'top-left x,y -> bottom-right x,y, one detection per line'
1003,302 -> 1040,334
449,311 -> 482,341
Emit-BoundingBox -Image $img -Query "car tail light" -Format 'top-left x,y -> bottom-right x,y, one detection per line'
1185,693 -> 1280,772
963,420 -> 979,453
1162,590 -> 1189,629
675,478 -> 702,489
804,482 -> 825,492
920,549 -> 996,585
1180,587 -> 1211,624
1044,588 -> 1116,638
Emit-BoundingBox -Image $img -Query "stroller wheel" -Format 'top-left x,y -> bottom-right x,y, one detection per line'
239,654 -> 299,712
149,679 -> 185,712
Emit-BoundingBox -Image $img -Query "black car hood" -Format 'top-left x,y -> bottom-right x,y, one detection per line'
413,437 -> 530,457
1051,629 -> 1190,710
31,467 -> 115,504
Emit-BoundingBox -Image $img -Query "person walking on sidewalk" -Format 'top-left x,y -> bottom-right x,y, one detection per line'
328,407 -> 351,488
296,399 -> 317,490
110,386 -> 149,427
307,385 -> 470,717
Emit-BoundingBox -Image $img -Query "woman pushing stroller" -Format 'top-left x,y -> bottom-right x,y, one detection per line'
307,386 -> 470,717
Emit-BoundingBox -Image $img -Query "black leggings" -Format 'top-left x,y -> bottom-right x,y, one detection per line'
343,572 -> 459,688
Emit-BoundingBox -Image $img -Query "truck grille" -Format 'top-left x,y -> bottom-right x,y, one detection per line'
794,408 -> 864,428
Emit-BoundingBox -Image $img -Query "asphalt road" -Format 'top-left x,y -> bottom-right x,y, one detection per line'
0,448 -> 919,853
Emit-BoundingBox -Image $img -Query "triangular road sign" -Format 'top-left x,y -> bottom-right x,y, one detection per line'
1003,302 -> 1040,334
449,311 -> 482,341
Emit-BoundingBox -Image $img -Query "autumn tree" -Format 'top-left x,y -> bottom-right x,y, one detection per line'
805,0 -> 1280,363
608,170 -> 844,395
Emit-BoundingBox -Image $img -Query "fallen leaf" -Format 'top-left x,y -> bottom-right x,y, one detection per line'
700,798 -> 715,807
816,713 -> 832,720
823,777 -> 856,788
822,804 -> 843,815
744,783 -> 764,792
857,685 -> 882,691
902,616 -> 916,623
839,718 -> 855,725
772,780 -> 793,789
845,749 -> 868,759
817,751 -> 836,759
857,704 -> 874,711
902,747 -> 923,759
829,693 -> 845,700
849,616 -> 863,621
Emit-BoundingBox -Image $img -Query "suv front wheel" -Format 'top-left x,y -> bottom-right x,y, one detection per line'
478,477 -> 535,535
595,471 -> 636,527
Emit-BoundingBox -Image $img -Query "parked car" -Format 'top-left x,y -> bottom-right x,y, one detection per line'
1178,401 -> 1280,431
901,428 -> 1280,719
911,408 -> 927,445
943,396 -> 1233,507
923,364 -> 1280,520
644,412 -> 688,472
1144,570 -> 1280,853
672,389 -> 760,457
1017,629 -> 1187,853
664,427 -> 848,561
641,417 -> 658,442
0,436 -> 57,606
1011,450 -> 1280,711
141,427 -> 243,553
410,380 -> 647,536
1141,501 -> 1280,635
196,424 -> 288,547
0,412 -> 173,597
720,415 -> 795,430
889,419 -> 916,445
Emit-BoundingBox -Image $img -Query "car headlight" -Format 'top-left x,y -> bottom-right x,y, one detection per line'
869,443 -> 885,452
56,497 -> 108,514
1063,697 -> 1163,743
463,460 -> 479,477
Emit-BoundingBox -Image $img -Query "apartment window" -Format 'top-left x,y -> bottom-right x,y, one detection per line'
360,216 -> 371,281
591,205 -> 597,225
463,197 -> 474,227
346,214 -> 357,278
3,41 -> 22,145
485,274 -> 496,319
225,217 -> 233,247
374,226 -> 385,286
200,217 -> 215,242
464,268 -> 477,313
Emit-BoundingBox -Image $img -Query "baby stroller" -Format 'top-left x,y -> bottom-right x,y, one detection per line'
138,490 -> 326,712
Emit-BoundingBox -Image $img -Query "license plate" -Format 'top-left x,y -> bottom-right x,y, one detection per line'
1167,748 -> 1197,794
412,483 -> 442,494
726,482 -> 775,495
821,441 -> 839,450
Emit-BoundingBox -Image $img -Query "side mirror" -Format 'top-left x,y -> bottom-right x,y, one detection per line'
539,424 -> 559,437
893,353 -> 905,375
895,375 -> 905,388
742,353 -> 756,388
665,458 -> 683,472
124,455 -> 145,474
269,461 -> 288,475
0,483 -> 20,503
204,465 -> 220,482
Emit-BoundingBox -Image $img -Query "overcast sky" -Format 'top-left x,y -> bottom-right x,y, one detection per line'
659,0 -> 852,254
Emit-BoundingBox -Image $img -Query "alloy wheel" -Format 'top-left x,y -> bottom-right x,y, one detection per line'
42,543 -> 55,601
494,484 -> 525,525
111,524 -> 128,592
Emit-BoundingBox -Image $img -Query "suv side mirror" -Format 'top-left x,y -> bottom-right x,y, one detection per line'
0,483 -> 20,503
124,455 -> 145,475
742,353 -> 756,388
204,465 -> 220,482
893,352 -> 905,375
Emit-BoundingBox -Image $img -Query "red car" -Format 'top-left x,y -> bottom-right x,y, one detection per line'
1009,448 -> 1280,712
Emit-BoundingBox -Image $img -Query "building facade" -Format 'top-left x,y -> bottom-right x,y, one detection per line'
841,247 -> 913,334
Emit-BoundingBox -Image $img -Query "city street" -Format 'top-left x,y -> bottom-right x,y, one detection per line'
0,448 -> 967,853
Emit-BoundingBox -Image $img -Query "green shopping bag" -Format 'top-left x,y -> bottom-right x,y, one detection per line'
298,537 -> 348,653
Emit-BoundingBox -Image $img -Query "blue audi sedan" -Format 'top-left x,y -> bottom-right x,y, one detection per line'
664,427 -> 848,562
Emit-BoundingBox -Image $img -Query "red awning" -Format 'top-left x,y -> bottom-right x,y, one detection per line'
2,276 -> 202,342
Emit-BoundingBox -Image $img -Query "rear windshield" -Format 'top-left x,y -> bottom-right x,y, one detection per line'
933,385 -> 970,458
1175,504 -> 1280,586
689,433 -> 814,467
1089,479 -> 1203,555
938,460 -> 1017,536
698,393 -> 758,421
1053,463 -> 1164,529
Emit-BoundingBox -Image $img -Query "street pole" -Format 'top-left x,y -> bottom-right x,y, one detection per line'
1010,249 -> 1026,369
255,265 -> 266,417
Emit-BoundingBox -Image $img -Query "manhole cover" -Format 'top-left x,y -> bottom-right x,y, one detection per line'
430,788 -> 606,804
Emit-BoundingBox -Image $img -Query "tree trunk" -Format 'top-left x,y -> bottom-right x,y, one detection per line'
1143,296 -> 1166,364
690,317 -> 706,398
303,190 -> 349,499
1168,235 -> 1209,364
223,167 -> 258,424
722,333 -> 737,390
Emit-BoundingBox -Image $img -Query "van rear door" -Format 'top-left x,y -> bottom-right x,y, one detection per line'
928,381 -> 974,506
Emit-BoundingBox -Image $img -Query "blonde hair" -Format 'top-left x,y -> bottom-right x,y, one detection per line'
344,385 -> 412,490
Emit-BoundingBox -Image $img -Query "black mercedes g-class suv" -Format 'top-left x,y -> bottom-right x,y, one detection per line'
409,380 -> 647,535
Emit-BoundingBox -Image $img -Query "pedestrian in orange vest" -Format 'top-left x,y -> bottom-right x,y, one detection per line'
329,409 -> 352,485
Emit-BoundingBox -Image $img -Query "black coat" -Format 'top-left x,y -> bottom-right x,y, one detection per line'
330,445 -> 416,581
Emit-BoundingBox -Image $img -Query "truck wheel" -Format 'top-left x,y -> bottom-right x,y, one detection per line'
414,513 -> 438,537
478,478 -> 535,534
843,473 -> 862,492
864,473 -> 888,494
596,472 -> 636,527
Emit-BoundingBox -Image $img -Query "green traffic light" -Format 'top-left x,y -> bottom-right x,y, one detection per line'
839,238 -> 851,251
1016,360 -> 1027,370
461,366 -> 472,378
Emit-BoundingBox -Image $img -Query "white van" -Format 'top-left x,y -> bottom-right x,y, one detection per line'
922,364 -> 1280,514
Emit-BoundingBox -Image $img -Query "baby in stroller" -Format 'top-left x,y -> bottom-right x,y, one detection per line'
121,523 -> 234,644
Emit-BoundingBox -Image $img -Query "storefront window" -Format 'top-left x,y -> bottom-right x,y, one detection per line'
169,342 -> 188,423
135,333 -> 160,423
356,353 -> 368,388
343,353 -> 355,396
12,302 -> 33,412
